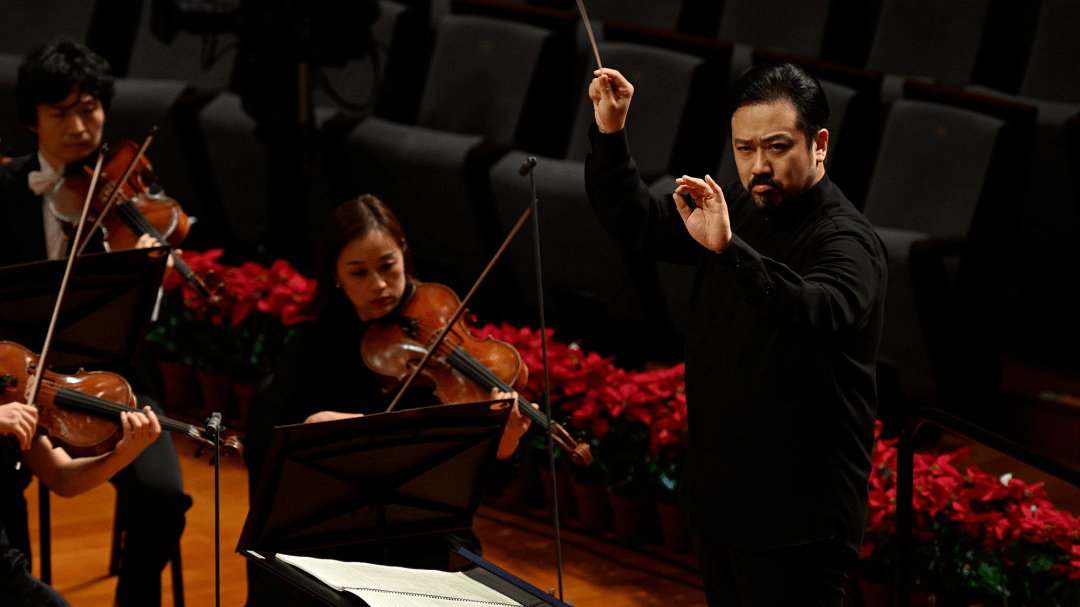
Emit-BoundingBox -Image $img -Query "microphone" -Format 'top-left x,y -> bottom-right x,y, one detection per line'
518,157 -> 537,176
205,412 -> 222,437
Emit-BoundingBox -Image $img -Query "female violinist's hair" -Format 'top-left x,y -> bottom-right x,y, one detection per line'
15,40 -> 115,127
307,194 -> 414,316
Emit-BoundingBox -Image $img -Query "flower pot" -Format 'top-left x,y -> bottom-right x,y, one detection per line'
196,369 -> 238,421
157,359 -> 203,415
569,479 -> 614,534
487,460 -> 545,510
856,577 -> 893,607
538,468 -> 577,521
232,379 -> 257,430
655,501 -> 692,554
607,492 -> 660,547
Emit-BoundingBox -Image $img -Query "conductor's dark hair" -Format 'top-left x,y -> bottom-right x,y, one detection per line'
16,40 -> 115,127
307,194 -> 414,317
728,63 -> 829,148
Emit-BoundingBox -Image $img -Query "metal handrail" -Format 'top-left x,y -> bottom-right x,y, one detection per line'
895,407 -> 1080,604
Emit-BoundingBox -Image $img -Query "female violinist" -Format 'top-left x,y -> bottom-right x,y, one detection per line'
0,40 -> 190,607
0,401 -> 161,607
243,195 -> 537,607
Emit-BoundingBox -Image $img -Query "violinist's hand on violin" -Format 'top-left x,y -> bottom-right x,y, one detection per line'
674,174 -> 732,253
589,68 -> 634,134
110,406 -> 162,466
0,402 -> 38,451
135,233 -> 176,269
304,411 -> 364,424
493,388 -> 536,461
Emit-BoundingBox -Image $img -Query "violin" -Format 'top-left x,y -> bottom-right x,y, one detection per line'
361,282 -> 593,467
54,136 -> 221,307
0,340 -> 241,459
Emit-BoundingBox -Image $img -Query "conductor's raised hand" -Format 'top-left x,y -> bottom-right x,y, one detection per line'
674,174 -> 733,253
590,68 -> 634,134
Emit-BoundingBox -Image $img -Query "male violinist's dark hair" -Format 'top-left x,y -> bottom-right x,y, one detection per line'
306,194 -> 415,317
15,40 -> 115,127
728,62 -> 829,150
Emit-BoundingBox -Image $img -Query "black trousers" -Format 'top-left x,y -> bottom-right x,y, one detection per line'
694,536 -> 857,607
0,530 -> 70,607
109,395 -> 192,607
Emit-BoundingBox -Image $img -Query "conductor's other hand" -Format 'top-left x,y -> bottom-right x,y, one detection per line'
0,402 -> 38,451
590,68 -> 634,134
674,174 -> 733,253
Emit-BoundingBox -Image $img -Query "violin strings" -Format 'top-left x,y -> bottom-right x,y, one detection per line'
116,200 -> 199,284
445,347 -> 546,426
41,382 -> 192,435
407,321 -> 547,425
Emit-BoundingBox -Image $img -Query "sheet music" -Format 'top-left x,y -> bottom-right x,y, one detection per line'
276,553 -> 523,607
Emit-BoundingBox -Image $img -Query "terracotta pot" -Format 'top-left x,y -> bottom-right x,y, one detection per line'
538,468 -> 577,520
655,501 -> 692,553
157,359 -> 202,415
232,379 -> 257,430
607,492 -> 660,547
856,577 -> 893,607
488,460 -> 544,510
196,369 -> 238,421
569,479 -> 614,534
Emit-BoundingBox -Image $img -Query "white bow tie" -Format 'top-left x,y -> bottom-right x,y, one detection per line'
28,168 -> 64,196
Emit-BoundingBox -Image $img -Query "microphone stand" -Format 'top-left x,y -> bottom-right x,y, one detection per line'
520,157 -> 565,602
204,411 -> 223,607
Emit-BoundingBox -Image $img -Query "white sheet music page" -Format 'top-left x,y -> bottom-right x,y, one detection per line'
276,553 -> 523,607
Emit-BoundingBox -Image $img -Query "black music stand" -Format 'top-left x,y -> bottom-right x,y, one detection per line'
238,399 -> 578,607
238,399 -> 513,557
0,247 -> 169,369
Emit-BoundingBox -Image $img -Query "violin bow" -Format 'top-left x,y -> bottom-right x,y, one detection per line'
74,127 -> 157,256
24,147 -> 109,409
384,205 -> 535,413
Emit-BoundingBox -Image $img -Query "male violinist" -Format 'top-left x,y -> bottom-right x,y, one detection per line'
0,40 -> 191,607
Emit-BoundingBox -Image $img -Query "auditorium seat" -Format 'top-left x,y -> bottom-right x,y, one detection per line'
861,98 -> 1009,417
714,0 -> 836,87
961,0 -> 1080,368
191,91 -> 267,257
0,52 -> 35,157
0,1 -> 95,57
107,78 -> 203,230
1013,0 -> 1080,106
562,41 -> 711,180
479,39 -> 710,362
342,14 -> 565,295
863,0 -> 996,114
487,151 -> 679,367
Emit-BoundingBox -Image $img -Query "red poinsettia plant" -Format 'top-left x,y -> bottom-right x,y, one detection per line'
473,322 -> 688,499
148,249 -> 316,380
862,420 -> 1080,605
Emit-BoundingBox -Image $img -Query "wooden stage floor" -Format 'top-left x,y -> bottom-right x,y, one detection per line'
25,437 -> 707,607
